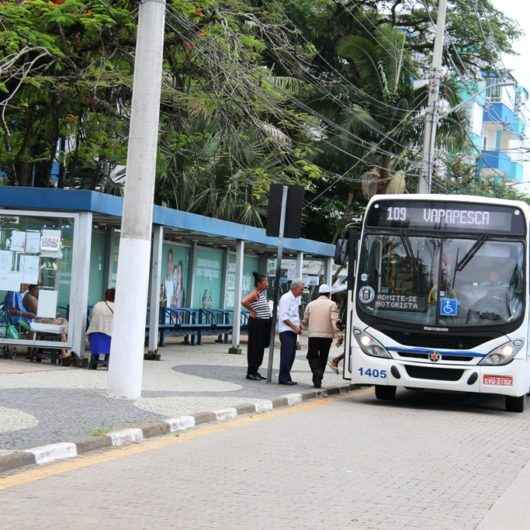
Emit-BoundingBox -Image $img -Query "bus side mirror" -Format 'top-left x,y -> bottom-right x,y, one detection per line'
335,239 -> 347,265
348,230 -> 361,257
347,230 -> 361,289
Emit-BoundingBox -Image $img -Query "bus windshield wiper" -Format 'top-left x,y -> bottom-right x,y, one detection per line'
399,232 -> 414,260
456,234 -> 488,272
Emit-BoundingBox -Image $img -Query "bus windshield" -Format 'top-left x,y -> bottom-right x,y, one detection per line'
356,234 -> 525,329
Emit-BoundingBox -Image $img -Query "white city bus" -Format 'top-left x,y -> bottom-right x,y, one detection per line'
340,194 -> 530,412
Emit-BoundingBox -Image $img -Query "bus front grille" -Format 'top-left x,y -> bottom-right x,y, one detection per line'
404,365 -> 464,382
396,352 -> 474,363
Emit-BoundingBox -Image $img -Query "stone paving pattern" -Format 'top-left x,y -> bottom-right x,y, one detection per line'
0,337 -> 345,450
3,388 -> 530,529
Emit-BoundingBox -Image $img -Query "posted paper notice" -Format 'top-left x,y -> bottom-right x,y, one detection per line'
19,255 -> 40,284
0,250 -> 13,274
10,231 -> 26,252
40,230 -> 62,252
25,231 -> 41,254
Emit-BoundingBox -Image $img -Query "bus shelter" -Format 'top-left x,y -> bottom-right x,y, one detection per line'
0,187 -> 335,360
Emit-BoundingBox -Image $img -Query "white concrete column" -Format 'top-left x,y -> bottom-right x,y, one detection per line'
147,225 -> 163,358
70,212 -> 93,359
186,241 -> 198,307
295,252 -> 304,280
228,240 -> 244,354
108,0 -> 166,400
325,257 -> 334,288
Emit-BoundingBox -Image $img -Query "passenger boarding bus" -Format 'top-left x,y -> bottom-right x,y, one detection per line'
339,194 -> 529,412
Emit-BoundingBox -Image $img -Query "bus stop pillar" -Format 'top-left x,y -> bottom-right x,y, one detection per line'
70,212 -> 93,361
102,227 -> 113,289
220,248 -> 230,309
295,252 -> 304,279
186,241 -> 198,307
147,225 -> 163,360
228,240 -> 245,354
325,257 -> 334,288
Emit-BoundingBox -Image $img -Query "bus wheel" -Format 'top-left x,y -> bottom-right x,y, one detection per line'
375,385 -> 396,401
505,395 -> 526,413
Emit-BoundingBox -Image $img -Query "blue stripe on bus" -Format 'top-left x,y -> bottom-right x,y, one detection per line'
388,347 -> 486,358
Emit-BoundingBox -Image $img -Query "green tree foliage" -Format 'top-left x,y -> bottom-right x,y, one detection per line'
0,0 -> 523,241
0,0 -> 136,187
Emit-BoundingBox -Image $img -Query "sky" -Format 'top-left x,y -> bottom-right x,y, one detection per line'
491,0 -> 530,90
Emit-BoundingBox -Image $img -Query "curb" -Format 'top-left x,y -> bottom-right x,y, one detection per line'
0,383 -> 359,474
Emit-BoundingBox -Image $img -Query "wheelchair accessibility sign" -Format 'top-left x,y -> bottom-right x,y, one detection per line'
440,297 -> 459,317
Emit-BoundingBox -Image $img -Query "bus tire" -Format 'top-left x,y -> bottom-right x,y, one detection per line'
505,395 -> 526,413
375,385 -> 396,401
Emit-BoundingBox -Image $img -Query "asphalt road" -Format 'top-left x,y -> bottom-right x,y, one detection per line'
3,387 -> 530,530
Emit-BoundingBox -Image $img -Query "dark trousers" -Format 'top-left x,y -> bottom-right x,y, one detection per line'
307,337 -> 333,384
279,331 -> 297,383
247,317 -> 271,376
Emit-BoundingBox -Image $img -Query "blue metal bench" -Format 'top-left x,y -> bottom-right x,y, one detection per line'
145,307 -> 250,347
150,308 -> 212,346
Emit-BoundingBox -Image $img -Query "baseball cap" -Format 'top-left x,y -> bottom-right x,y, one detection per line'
318,284 -> 331,294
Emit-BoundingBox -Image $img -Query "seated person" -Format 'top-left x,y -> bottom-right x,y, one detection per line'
23,284 -> 73,365
5,285 -> 35,330
87,288 -> 115,369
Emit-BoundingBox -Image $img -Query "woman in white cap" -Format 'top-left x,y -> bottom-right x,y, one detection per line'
302,284 -> 340,388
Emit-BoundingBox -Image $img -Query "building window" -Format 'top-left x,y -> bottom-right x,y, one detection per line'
486,78 -> 501,100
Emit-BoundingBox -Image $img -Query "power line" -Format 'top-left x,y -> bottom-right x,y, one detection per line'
165,8 -> 417,163
304,105 -> 427,208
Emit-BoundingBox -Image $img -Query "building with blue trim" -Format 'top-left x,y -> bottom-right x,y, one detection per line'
464,72 -> 528,184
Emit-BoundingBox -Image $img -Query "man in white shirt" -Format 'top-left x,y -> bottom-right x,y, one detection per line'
278,280 -> 304,385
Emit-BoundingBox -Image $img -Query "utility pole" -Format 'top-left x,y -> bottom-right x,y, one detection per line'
267,186 -> 288,384
108,0 -> 166,400
419,0 -> 448,194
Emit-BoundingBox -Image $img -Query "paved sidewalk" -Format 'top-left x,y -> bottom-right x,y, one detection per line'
0,337 -> 346,451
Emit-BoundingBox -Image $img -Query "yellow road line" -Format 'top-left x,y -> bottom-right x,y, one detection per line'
0,396 -> 341,491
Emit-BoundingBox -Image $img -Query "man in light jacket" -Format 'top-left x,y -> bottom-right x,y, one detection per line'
303,284 -> 339,388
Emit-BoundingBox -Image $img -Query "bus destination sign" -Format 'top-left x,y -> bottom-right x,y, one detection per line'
366,200 -> 525,236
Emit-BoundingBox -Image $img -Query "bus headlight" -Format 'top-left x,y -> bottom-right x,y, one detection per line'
479,340 -> 524,366
354,330 -> 391,359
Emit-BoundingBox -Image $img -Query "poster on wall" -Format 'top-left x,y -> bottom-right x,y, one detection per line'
19,254 -> 40,285
10,231 -> 26,252
164,247 -> 186,311
224,262 -> 236,308
0,250 -> 13,274
37,289 -> 58,318
196,256 -> 220,308
25,231 -> 41,254
303,275 -> 320,287
0,271 -> 22,291
41,230 -> 62,252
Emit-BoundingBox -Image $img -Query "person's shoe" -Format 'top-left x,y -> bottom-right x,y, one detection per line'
246,374 -> 260,381
279,380 -> 297,386
255,373 -> 267,380
314,379 -> 322,389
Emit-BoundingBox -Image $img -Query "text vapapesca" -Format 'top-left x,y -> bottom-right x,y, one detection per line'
423,208 -> 490,226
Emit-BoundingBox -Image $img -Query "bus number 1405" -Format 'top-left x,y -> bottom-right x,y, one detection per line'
358,368 -> 387,379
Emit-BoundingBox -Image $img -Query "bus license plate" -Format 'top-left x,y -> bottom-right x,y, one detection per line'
483,375 -> 513,386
